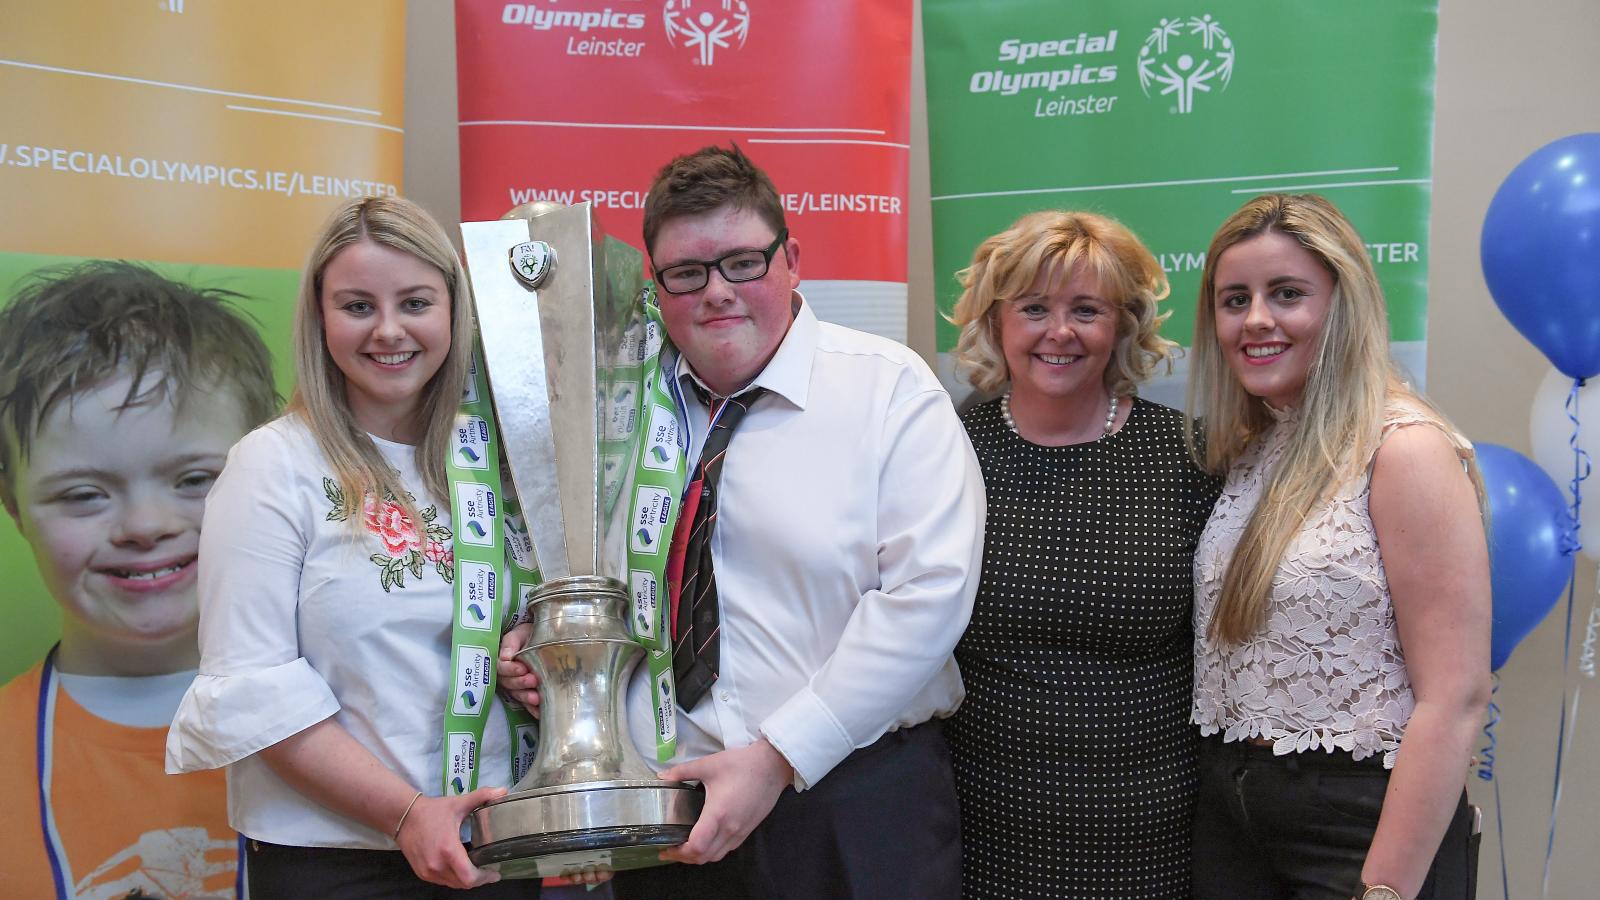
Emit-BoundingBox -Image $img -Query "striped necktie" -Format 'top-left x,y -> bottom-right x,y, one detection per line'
668,384 -> 767,711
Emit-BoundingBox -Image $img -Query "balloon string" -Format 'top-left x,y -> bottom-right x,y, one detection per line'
1544,679 -> 1583,899
1569,379 -> 1600,681
1544,379 -> 1588,898
1478,677 -> 1498,783
1477,676 -> 1510,900
1581,602 -> 1600,680
1495,764 -> 1511,900
1561,379 -> 1590,556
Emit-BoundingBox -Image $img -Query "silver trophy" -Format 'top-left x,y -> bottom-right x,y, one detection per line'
460,205 -> 700,879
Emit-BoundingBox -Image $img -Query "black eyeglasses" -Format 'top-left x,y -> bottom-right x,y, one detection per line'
652,229 -> 789,295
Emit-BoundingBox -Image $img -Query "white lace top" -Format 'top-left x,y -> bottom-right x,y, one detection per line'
1192,399 -> 1472,768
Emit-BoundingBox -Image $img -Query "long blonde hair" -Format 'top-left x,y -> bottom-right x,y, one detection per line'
1187,193 -> 1481,644
949,209 -> 1176,397
286,196 -> 472,520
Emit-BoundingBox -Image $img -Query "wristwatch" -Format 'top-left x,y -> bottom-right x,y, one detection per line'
1357,886 -> 1403,900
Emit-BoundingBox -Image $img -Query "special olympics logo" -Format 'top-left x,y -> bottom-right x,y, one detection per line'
1137,14 -> 1236,114
663,0 -> 750,66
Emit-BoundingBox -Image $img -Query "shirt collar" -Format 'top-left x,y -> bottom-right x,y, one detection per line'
674,290 -> 815,410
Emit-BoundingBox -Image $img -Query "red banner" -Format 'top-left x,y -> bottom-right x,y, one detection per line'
455,0 -> 911,321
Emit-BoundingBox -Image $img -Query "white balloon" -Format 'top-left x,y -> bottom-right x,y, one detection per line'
1530,366 -> 1600,559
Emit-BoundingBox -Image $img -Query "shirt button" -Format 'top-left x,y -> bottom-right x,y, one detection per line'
719,691 -> 732,703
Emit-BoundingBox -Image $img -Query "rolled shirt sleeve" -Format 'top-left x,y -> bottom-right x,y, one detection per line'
760,383 -> 985,789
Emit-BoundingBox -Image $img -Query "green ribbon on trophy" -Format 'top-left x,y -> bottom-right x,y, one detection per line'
443,282 -> 687,785
624,286 -> 687,764
497,481 -> 543,783
442,341 -> 540,795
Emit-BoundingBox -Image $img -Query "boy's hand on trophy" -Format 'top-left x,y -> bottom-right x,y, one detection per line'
496,622 -> 542,712
657,738 -> 793,865
396,786 -> 507,889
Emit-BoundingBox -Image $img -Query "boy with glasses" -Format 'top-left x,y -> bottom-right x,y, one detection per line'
502,144 -> 985,898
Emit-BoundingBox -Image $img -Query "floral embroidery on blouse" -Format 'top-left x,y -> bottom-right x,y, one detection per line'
323,477 -> 455,591
1191,400 -> 1471,768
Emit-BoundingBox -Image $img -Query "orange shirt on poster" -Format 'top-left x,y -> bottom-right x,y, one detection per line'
0,661 -> 237,899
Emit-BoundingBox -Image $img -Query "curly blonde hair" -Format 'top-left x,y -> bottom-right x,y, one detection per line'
949,210 -> 1176,396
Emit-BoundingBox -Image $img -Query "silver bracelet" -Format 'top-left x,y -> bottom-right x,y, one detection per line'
392,790 -> 424,840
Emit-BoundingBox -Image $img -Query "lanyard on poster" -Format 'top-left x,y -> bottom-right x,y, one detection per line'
443,343 -> 540,797
35,646 -> 246,899
626,286 -> 691,763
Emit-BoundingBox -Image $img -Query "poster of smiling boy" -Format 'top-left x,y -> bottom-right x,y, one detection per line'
0,261 -> 277,899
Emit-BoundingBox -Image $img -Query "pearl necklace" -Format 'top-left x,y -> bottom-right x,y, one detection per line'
1000,390 -> 1118,441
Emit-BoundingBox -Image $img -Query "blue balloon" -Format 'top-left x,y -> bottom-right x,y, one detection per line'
1481,133 -> 1600,378
1476,443 -> 1572,670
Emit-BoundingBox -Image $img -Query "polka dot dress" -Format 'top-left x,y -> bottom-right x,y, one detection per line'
948,397 -> 1221,899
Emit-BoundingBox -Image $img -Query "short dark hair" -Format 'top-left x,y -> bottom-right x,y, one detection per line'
0,260 -> 279,509
642,144 -> 787,254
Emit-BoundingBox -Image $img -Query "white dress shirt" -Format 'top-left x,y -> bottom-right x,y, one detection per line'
625,296 -> 986,790
165,417 -> 513,848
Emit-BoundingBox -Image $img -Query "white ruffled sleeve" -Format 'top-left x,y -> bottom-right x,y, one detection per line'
166,422 -> 340,773
167,660 -> 338,771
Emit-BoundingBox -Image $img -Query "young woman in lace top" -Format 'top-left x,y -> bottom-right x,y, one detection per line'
1186,194 -> 1490,900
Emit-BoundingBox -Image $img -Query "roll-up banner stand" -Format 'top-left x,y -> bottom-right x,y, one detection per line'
0,0 -> 406,686
923,1 -> 1439,406
456,0 -> 914,342
0,4 -> 405,895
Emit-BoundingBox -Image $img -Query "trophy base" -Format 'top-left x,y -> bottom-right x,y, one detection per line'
469,780 -> 702,879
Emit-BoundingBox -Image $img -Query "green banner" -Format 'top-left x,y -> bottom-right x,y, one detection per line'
924,1 -> 1439,393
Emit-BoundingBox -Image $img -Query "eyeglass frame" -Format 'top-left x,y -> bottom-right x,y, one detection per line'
650,228 -> 790,295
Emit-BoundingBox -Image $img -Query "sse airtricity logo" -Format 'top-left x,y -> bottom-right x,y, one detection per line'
663,0 -> 751,66
1137,14 -> 1236,114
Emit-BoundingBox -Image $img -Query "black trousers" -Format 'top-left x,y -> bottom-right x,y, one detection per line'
613,721 -> 962,900
245,838 -> 542,900
1192,736 -> 1477,900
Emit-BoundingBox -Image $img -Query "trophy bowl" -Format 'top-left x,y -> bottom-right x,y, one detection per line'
468,577 -> 700,878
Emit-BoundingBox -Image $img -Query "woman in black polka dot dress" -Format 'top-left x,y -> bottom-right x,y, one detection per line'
946,211 -> 1219,898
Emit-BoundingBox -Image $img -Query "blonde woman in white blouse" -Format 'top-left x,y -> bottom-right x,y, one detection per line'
1186,194 -> 1489,900
166,198 -> 543,898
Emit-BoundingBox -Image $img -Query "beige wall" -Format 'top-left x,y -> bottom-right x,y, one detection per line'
405,1 -> 1600,891
1431,2 -> 1600,896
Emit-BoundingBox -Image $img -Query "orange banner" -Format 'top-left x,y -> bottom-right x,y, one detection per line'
0,0 -> 406,270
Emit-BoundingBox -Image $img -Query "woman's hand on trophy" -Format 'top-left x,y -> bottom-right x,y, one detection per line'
395,786 -> 508,889
657,738 -> 794,865
496,622 -> 542,713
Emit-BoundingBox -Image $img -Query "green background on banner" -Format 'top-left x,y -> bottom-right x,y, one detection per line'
0,253 -> 297,683
923,0 -> 1439,355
